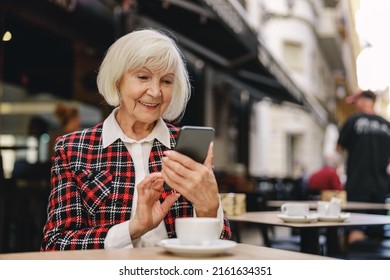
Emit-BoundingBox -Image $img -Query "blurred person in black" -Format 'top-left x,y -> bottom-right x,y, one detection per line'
337,90 -> 390,243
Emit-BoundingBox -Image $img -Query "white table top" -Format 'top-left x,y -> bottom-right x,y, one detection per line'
227,211 -> 390,228
266,200 -> 390,211
0,243 -> 334,260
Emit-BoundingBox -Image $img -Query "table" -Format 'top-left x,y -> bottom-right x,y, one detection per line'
266,200 -> 390,211
0,243 -> 334,260
227,211 -> 390,256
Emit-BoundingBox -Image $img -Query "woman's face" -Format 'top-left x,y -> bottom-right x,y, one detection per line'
117,67 -> 174,127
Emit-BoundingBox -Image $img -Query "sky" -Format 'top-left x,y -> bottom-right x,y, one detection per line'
355,0 -> 390,91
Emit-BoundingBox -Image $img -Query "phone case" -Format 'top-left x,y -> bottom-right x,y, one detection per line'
175,126 -> 215,163
163,126 -> 214,190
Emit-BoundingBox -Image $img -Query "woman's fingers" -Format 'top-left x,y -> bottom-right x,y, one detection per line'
138,173 -> 163,190
203,142 -> 214,168
162,153 -> 186,187
160,193 -> 181,213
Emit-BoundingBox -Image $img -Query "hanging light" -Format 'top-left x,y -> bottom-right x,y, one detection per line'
2,31 -> 12,41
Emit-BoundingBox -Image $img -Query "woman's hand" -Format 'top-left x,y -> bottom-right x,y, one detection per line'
161,142 -> 219,217
129,172 -> 180,240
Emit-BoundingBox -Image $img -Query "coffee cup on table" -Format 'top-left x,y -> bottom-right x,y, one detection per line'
280,203 -> 309,216
317,198 -> 341,216
175,217 -> 221,246
328,197 -> 342,216
317,201 -> 330,216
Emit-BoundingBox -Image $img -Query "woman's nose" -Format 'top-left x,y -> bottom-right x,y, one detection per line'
147,81 -> 162,96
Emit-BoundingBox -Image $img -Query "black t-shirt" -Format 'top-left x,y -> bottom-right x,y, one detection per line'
338,113 -> 390,199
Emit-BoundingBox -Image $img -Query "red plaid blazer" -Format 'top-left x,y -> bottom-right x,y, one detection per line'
41,122 -> 231,250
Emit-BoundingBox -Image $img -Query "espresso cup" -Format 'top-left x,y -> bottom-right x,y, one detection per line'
328,197 -> 342,216
317,201 -> 330,216
317,198 -> 341,216
175,217 -> 221,246
280,203 -> 309,216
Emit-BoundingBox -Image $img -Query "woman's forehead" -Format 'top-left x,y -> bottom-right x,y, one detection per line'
130,66 -> 174,77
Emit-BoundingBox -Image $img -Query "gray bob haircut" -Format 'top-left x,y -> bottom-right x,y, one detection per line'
97,29 -> 191,122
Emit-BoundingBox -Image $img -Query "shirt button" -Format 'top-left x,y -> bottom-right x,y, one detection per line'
87,172 -> 94,180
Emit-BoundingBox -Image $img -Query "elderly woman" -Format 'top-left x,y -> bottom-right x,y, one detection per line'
41,29 -> 231,250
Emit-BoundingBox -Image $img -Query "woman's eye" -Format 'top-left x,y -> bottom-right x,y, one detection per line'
163,79 -> 173,85
138,75 -> 148,80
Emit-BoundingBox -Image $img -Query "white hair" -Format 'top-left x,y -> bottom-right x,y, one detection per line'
97,29 -> 191,122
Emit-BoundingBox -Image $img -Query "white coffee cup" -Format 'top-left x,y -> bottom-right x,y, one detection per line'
175,217 -> 221,246
317,201 -> 330,216
328,197 -> 342,216
317,198 -> 341,216
280,203 -> 309,216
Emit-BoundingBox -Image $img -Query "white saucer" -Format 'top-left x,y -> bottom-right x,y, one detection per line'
277,214 -> 318,223
318,212 -> 350,222
159,238 -> 237,257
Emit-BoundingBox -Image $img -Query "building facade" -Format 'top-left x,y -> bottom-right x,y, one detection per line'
243,0 -> 359,178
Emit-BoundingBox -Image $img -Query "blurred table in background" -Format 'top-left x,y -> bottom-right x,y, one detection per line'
227,211 -> 390,256
266,200 -> 389,212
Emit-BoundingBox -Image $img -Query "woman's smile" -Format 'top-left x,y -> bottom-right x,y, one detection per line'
139,101 -> 160,108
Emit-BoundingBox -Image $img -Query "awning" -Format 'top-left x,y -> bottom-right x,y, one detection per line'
1,0 -> 327,126
136,0 -> 328,126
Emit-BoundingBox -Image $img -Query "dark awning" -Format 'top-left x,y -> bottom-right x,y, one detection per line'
136,0 -> 327,126
1,0 -> 115,51
1,0 -> 327,125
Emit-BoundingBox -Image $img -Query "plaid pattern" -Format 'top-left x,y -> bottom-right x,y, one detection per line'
41,122 -> 231,250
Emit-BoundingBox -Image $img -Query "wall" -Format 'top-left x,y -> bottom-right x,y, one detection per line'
244,0 -> 335,178
250,99 -> 323,178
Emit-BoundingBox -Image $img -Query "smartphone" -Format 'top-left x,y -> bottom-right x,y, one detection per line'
175,126 -> 215,163
163,126 -> 215,190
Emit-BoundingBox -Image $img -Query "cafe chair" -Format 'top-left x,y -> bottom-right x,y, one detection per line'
345,238 -> 390,260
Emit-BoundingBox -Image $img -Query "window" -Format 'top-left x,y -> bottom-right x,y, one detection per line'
283,40 -> 304,72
